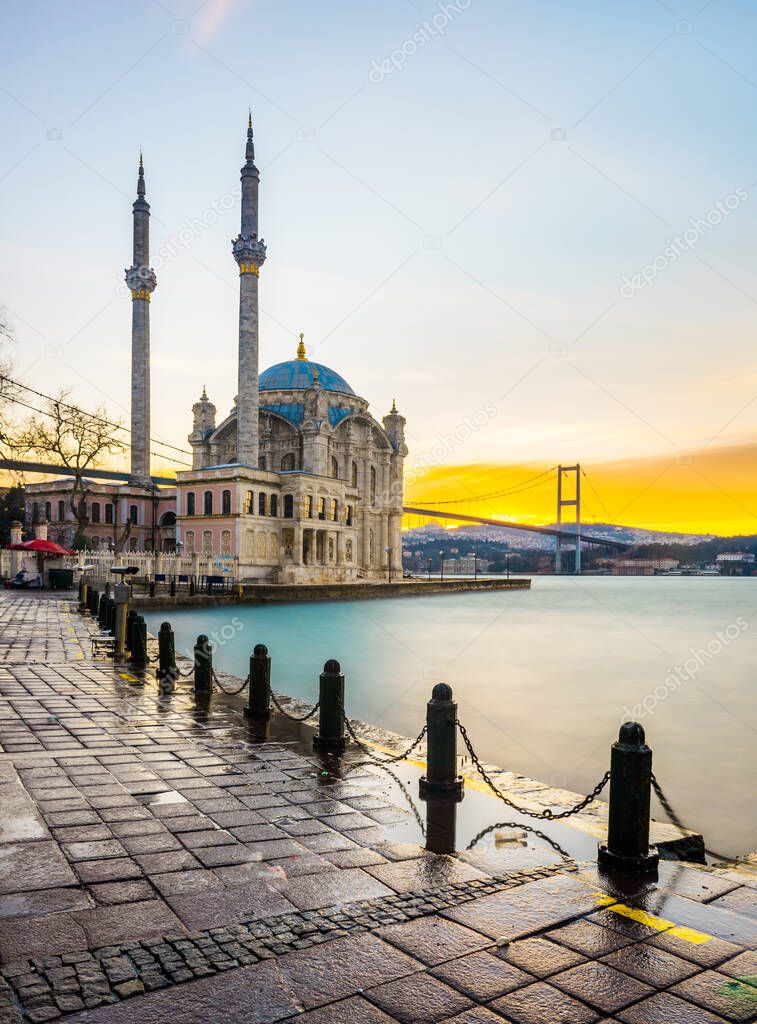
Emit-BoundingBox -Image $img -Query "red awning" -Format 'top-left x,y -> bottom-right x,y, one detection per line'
8,539 -> 74,555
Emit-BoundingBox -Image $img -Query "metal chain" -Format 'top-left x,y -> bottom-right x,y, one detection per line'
340,700 -> 428,765
651,773 -> 731,865
269,689 -> 321,722
210,667 -> 249,695
457,721 -> 609,821
175,663 -> 195,679
466,819 -> 572,861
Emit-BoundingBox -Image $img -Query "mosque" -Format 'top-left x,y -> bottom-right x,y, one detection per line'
25,119 -> 407,583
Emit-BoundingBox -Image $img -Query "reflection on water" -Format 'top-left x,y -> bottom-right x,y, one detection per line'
145,576 -> 757,857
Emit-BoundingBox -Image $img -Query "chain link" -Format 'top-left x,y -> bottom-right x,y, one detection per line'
457,721 -> 609,821
340,699 -> 428,765
466,819 -> 572,861
269,689 -> 321,722
210,667 -> 249,695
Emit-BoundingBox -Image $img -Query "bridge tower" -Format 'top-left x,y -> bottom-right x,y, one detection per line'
555,464 -> 581,574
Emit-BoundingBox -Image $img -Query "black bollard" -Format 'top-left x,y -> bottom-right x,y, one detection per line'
106,597 -> 117,634
98,594 -> 109,630
131,615 -> 148,671
244,644 -> 271,719
169,577 -> 176,597
314,659 -> 346,752
598,722 -> 659,875
125,609 -> 138,652
156,622 -> 177,694
149,580 -> 156,598
194,634 -> 212,696
419,684 -> 464,800
189,579 -> 196,597
78,578 -> 87,613
425,797 -> 458,855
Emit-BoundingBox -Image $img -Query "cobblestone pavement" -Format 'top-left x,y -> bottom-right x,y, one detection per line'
0,591 -> 755,1024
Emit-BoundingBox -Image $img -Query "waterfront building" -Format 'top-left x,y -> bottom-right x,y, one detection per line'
25,119 -> 407,582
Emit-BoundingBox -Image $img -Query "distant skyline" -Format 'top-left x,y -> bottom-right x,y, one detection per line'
1,0 -> 756,535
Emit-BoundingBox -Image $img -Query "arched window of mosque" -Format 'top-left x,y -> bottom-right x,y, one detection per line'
45,502 -> 52,522
31,502 -> 39,522
346,504 -> 353,526
270,494 -> 278,517
246,490 -> 254,514
256,532 -> 266,558
129,505 -> 138,524
331,499 -> 338,522
306,495 -> 314,518
202,530 -> 212,554
270,534 -> 278,558
222,490 -> 231,515
221,529 -> 231,556
91,503 -> 100,524
281,453 -> 295,471
370,466 -> 377,504
259,456 -> 267,470
58,500 -> 65,522
185,530 -> 195,554
283,494 -> 294,519
258,492 -> 267,516
351,461 -> 358,487
203,491 -> 213,515
318,497 -> 326,521
186,492 -> 196,516
330,455 -> 339,479
369,529 -> 375,564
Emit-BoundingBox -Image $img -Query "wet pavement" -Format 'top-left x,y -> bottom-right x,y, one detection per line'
0,591 -> 754,1023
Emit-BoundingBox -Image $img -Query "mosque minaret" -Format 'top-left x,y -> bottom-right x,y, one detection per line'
24,116 -> 407,582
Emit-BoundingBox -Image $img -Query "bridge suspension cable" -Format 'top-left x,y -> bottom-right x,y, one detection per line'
417,466 -> 558,506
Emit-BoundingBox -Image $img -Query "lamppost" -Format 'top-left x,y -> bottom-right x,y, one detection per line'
427,557 -> 432,580
439,550 -> 445,581
506,552 -> 511,579
385,546 -> 393,583
470,550 -> 478,580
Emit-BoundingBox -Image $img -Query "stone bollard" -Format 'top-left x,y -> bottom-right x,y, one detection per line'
419,684 -> 464,800
194,634 -> 212,696
156,622 -> 177,694
131,615 -> 148,671
125,609 -> 138,652
598,722 -> 659,875
244,644 -> 271,719
314,660 -> 346,752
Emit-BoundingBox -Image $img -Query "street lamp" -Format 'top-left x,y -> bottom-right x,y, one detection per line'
470,550 -> 478,580
439,550 -> 445,581
506,552 -> 511,579
427,556 -> 432,580
385,546 -> 393,583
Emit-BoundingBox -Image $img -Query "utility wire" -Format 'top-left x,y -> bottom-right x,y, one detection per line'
581,467 -> 612,521
419,467 -> 557,506
0,374 -> 192,458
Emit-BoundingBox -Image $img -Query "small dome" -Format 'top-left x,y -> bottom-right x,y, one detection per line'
259,360 -> 355,396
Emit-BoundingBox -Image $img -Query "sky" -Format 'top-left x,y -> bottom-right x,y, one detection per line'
1,0 -> 756,535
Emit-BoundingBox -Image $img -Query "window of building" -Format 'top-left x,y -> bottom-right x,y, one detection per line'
281,453 -> 295,471
204,491 -> 213,515
330,455 -> 339,479
246,490 -> 253,514
45,502 -> 52,522
91,502 -> 100,524
260,455 -> 267,470
31,502 -> 39,522
306,495 -> 313,518
331,499 -> 338,522
318,497 -> 326,520
129,537 -> 138,552
221,529 -> 231,556
346,504 -> 353,527
370,466 -> 377,504
270,494 -> 278,517
105,503 -> 114,525
283,494 -> 294,519
186,492 -> 196,516
202,530 -> 212,554
346,539 -> 353,561
185,530 -> 195,554
58,500 -> 65,522
351,461 -> 358,487
258,492 -> 266,516
129,505 -> 138,524
222,489 -> 231,515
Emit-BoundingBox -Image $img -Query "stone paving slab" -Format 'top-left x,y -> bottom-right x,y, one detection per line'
0,592 -> 755,1024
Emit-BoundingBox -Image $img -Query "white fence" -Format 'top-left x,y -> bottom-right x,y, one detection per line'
61,551 -> 239,581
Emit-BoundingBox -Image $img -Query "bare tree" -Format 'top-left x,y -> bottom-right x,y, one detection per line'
11,390 -> 125,547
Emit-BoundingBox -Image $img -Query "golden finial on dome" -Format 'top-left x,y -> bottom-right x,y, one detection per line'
312,365 -> 320,384
296,333 -> 306,360
391,398 -> 397,413
201,385 -> 207,399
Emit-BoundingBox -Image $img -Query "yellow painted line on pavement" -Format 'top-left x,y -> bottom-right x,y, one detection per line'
118,672 -> 138,683
593,893 -> 712,944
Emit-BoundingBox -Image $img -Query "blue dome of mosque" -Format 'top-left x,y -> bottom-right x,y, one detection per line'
259,359 -> 355,396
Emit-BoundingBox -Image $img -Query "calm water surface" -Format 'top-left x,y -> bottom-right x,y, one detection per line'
145,577 -> 757,857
